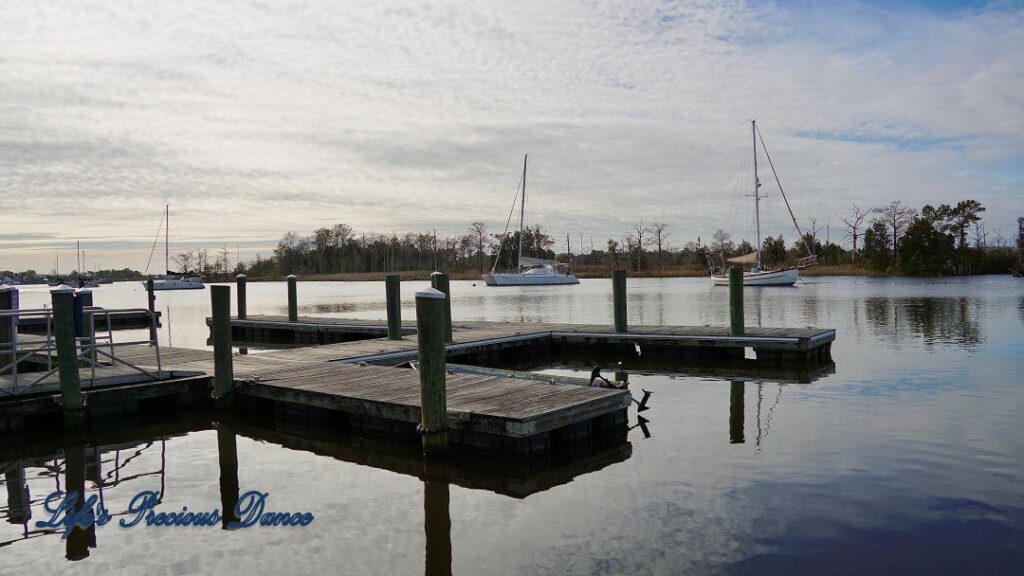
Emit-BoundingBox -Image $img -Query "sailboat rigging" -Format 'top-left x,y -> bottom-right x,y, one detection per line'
142,205 -> 204,291
483,155 -> 579,286
708,120 -> 817,286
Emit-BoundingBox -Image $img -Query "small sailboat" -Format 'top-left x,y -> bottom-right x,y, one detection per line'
143,205 -> 204,291
708,120 -> 816,287
483,155 -> 579,286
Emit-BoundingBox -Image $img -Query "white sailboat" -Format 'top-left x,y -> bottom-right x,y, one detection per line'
483,155 -> 579,287
708,120 -> 816,287
143,205 -> 205,291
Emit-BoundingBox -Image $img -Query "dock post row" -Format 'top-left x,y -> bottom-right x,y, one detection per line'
416,286 -> 449,456
385,274 -> 402,340
236,273 -> 247,320
51,285 -> 84,427
287,274 -> 298,322
429,271 -> 453,343
613,269 -> 627,333
211,285 -> 235,407
729,266 -> 744,336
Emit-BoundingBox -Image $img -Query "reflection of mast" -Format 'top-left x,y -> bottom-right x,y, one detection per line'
755,383 -> 784,453
423,479 -> 452,576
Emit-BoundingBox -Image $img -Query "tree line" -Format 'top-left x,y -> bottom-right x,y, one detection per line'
165,198 -> 1019,278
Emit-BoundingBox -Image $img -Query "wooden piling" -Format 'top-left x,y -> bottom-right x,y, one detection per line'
76,289 -> 96,367
416,287 -> 448,456
430,272 -> 453,343
0,286 -> 14,375
51,286 -> 84,425
236,274 -> 247,320
211,285 -> 234,407
613,269 -> 627,333
287,274 -> 298,322
146,278 -> 157,343
385,274 -> 402,340
729,267 -> 744,336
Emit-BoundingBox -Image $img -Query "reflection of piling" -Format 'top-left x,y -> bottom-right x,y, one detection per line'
0,286 -> 14,375
416,287 -> 448,456
4,467 -> 31,525
287,274 -> 298,322
217,426 -> 240,529
211,286 -> 235,407
52,286 -> 84,426
64,445 -> 92,561
386,274 -> 402,340
729,381 -> 745,444
423,479 -> 452,576
613,269 -> 627,333
236,274 -> 247,320
729,267 -> 744,336
429,272 -> 453,343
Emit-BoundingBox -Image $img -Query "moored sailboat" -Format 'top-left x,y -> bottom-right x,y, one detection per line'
708,120 -> 816,287
483,155 -> 579,286
143,205 -> 204,291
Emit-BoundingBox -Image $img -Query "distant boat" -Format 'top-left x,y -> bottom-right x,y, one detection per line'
483,155 -> 579,287
143,205 -> 204,291
708,120 -> 816,287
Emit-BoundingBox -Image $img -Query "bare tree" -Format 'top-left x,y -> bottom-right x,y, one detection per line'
650,222 -> 670,272
839,204 -> 869,262
468,222 -> 488,272
172,251 -> 197,274
874,201 -> 916,265
629,220 -> 650,273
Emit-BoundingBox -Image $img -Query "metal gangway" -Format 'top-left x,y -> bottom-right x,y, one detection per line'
0,307 -> 163,396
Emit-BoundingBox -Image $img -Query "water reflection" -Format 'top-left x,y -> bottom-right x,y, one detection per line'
729,381 -> 745,444
217,424 -> 240,530
863,296 -> 982,348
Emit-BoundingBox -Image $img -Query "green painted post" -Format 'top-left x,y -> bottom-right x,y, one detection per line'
729,266 -> 744,336
146,279 -> 157,343
430,272 -> 452,343
613,269 -> 627,333
385,274 -> 402,340
416,287 -> 448,456
211,285 -> 234,407
51,286 -> 83,425
287,274 -> 298,322
0,287 -> 14,375
235,274 -> 247,320
76,289 -> 96,367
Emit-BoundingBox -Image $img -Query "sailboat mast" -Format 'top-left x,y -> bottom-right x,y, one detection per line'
165,204 -> 170,275
753,120 -> 761,269
518,154 -> 527,270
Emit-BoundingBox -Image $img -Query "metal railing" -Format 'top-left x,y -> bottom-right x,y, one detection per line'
0,307 -> 162,396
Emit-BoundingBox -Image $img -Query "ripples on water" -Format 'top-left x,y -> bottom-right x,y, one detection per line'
3,276 -> 1023,574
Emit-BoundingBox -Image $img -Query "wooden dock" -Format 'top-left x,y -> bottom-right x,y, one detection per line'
216,314 -> 835,365
16,310 -> 160,334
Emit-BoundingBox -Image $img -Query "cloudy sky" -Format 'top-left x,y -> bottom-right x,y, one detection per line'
1,0 -> 1021,272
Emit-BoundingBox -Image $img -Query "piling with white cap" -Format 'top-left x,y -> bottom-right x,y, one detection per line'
416,286 -> 448,456
51,285 -> 84,425
286,274 -> 298,322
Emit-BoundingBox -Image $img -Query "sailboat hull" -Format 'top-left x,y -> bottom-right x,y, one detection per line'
711,268 -> 798,286
483,273 -> 580,286
145,277 -> 205,290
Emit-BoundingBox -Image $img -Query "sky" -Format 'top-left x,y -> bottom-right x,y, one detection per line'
1,0 -> 1022,272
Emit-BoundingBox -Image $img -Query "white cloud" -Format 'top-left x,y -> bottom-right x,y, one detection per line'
1,0 -> 1021,270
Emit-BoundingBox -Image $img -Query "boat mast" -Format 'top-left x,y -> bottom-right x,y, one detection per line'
518,154 -> 527,270
165,204 -> 170,275
753,120 -> 761,269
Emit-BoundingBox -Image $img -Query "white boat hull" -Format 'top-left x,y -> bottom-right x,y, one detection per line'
711,268 -> 798,286
483,273 -> 580,286
146,278 -> 205,290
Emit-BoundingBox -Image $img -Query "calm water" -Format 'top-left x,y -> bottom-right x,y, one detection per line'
3,276 -> 1024,575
